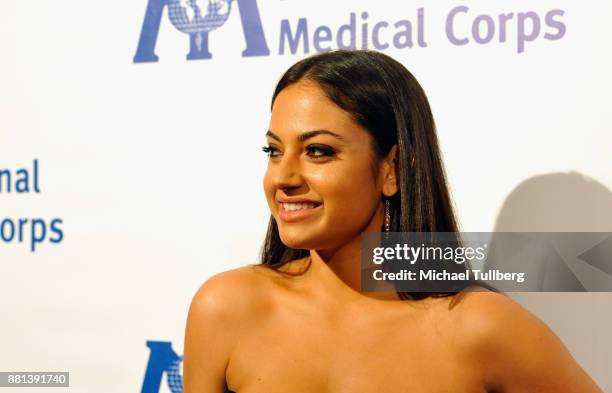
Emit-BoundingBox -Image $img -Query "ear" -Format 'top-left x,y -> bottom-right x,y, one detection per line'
381,144 -> 399,197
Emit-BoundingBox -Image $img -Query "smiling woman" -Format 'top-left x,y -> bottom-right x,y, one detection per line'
183,50 -> 603,393
262,78 -> 391,259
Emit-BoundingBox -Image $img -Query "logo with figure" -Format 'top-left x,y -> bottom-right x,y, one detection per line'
134,0 -> 270,62
141,341 -> 184,393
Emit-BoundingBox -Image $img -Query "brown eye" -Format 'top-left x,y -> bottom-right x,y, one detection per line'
262,145 -> 281,158
306,145 -> 335,158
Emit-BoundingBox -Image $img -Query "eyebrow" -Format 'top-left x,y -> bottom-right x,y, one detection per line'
266,129 -> 346,143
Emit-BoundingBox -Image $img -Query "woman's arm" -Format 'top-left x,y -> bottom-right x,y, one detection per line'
183,273 -> 241,393
457,291 -> 603,393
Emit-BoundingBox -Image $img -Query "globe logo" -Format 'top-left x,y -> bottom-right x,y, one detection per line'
134,0 -> 270,62
168,0 -> 233,50
165,357 -> 183,393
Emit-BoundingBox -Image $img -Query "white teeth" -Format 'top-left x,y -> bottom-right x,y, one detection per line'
283,202 -> 317,211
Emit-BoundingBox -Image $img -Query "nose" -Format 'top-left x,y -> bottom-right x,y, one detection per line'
273,150 -> 304,191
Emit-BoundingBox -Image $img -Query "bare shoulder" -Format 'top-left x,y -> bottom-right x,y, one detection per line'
188,264 -> 274,325
449,290 -> 602,392
450,289 -> 526,334
183,264 -> 277,392
188,258 -> 312,324
448,289 -> 569,353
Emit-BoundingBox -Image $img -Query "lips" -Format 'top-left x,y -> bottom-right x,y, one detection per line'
278,200 -> 322,222
282,202 -> 318,211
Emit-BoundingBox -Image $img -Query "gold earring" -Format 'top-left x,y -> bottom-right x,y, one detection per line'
384,199 -> 391,232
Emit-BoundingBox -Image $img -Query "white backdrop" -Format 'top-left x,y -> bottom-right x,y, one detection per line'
1,1 -> 611,392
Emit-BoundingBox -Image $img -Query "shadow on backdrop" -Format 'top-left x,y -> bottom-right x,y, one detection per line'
484,172 -> 612,291
485,172 -> 612,391
494,172 -> 612,232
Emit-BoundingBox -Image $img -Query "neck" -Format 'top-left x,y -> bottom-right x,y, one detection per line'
312,236 -> 362,292
309,202 -> 400,301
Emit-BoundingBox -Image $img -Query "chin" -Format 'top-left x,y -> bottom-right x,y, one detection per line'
279,232 -> 312,250
278,226 -> 322,250
278,225 -> 346,252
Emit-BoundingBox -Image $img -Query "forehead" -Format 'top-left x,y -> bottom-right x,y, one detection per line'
269,80 -> 366,139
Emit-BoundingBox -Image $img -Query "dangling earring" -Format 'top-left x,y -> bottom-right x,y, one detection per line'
384,199 -> 391,233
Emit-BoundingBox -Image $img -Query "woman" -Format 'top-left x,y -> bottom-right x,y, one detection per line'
184,50 -> 602,392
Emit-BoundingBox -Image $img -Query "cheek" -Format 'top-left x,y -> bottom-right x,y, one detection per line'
315,162 -> 379,222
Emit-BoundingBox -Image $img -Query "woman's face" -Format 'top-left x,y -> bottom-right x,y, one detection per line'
263,80 -> 394,252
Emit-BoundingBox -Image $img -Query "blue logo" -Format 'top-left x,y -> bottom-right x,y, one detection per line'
134,0 -> 270,62
141,340 -> 235,393
140,341 -> 183,393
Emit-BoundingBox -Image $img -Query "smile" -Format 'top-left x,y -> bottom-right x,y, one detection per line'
282,202 -> 318,211
279,202 -> 322,222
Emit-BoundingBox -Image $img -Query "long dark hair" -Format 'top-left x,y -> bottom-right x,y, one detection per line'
259,50 -> 485,300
